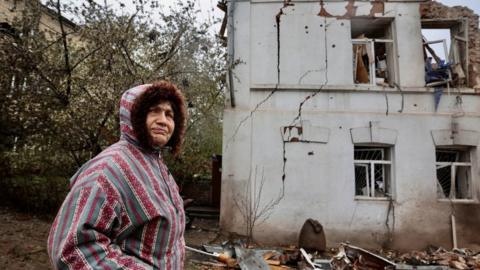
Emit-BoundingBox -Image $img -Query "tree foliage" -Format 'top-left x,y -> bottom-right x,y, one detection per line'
0,0 -> 225,182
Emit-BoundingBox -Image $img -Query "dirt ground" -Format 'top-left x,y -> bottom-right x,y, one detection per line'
0,206 -> 227,270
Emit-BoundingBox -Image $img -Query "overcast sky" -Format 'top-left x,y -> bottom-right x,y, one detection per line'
184,0 -> 480,60
163,0 -> 480,24
67,0 -> 479,59
86,0 -> 479,29
70,0 -> 478,23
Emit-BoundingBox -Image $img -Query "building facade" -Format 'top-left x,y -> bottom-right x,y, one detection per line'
0,0 -> 77,39
221,0 -> 480,250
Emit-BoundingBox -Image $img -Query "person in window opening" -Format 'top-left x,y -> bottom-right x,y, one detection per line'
48,81 -> 187,269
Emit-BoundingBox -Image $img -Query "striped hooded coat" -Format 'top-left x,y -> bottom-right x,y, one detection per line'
47,84 -> 186,269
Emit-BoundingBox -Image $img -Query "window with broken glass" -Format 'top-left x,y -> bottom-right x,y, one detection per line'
351,18 -> 396,87
354,146 -> 392,198
436,148 -> 473,201
422,19 -> 468,88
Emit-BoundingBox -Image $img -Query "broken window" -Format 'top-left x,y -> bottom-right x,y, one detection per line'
351,18 -> 396,87
354,146 -> 392,198
436,148 -> 473,200
422,19 -> 468,87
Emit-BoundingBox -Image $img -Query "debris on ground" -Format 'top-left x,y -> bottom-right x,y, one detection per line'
187,240 -> 480,270
235,246 -> 271,270
186,245 -> 237,267
330,243 -> 396,270
1,207 -> 479,270
395,247 -> 480,270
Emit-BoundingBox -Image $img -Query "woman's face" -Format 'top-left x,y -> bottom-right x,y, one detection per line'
145,101 -> 175,147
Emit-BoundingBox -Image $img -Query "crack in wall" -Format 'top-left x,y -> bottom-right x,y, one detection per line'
276,0 -> 293,83
292,3 -> 338,125
224,88 -> 278,152
290,19 -> 330,127
278,0 -> 395,184
297,69 -> 324,85
393,82 -> 404,113
282,10 -> 331,184
384,90 -> 389,116
224,0 -> 293,151
384,196 -> 395,247
227,0 -> 393,188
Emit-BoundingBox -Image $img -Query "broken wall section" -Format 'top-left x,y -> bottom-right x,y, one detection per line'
420,0 -> 480,91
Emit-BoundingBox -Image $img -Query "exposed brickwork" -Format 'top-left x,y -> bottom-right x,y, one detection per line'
420,1 -> 480,91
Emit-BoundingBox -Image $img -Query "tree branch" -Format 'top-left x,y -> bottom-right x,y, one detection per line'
71,45 -> 103,71
56,0 -> 72,100
147,26 -> 186,79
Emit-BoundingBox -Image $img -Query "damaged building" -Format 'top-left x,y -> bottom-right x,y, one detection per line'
220,0 -> 480,250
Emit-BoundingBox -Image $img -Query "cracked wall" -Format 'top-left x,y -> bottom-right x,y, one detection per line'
250,0 -> 426,88
221,0 -> 480,250
420,0 -> 480,90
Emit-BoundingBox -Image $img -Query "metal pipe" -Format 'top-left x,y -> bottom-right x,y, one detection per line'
185,246 -> 218,258
185,245 -> 236,266
451,215 -> 458,249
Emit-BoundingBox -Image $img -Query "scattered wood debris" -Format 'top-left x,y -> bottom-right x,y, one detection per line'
187,241 -> 480,270
395,247 -> 480,270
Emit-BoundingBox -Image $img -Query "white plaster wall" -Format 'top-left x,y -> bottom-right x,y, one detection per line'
250,2 -> 281,85
221,0 -> 480,250
222,91 -> 480,249
228,1 -> 251,108
391,3 -> 426,87
249,1 -> 425,88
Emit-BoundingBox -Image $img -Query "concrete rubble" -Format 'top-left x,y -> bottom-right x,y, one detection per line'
187,241 -> 480,270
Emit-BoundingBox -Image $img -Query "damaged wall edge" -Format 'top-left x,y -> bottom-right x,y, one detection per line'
227,0 -> 236,107
250,0 -> 429,3
420,0 -> 480,91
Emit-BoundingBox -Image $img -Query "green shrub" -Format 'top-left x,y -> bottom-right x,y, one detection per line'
0,175 -> 69,215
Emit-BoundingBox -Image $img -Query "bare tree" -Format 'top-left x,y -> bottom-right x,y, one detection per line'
233,166 -> 284,245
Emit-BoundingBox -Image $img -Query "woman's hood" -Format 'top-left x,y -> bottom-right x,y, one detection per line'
119,84 -> 151,145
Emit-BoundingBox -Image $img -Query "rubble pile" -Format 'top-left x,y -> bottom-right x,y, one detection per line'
396,247 -> 480,270
187,241 -> 480,270
331,244 -> 396,270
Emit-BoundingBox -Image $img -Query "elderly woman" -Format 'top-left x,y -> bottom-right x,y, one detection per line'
48,81 -> 187,269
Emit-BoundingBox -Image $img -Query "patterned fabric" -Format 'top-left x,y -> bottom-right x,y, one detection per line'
47,84 -> 185,270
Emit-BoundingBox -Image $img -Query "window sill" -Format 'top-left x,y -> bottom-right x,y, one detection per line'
354,196 -> 393,201
251,83 -> 478,94
437,198 -> 479,204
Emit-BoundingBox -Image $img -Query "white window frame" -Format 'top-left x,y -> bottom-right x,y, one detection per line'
354,147 -> 392,199
422,18 -> 469,87
436,149 -> 474,202
352,38 -> 394,86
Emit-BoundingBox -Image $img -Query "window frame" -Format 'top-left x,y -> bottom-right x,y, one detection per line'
436,148 -> 475,202
352,38 -> 395,86
353,146 -> 393,200
421,18 -> 469,88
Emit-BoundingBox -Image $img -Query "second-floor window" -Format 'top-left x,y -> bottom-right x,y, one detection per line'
351,18 -> 396,87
